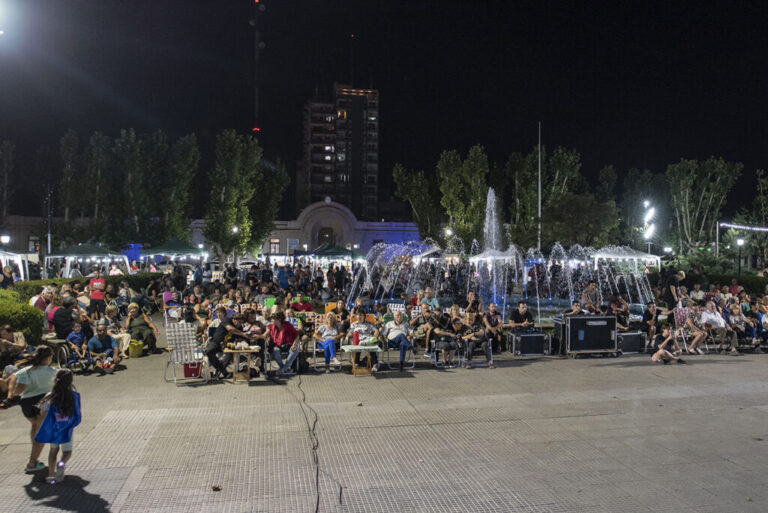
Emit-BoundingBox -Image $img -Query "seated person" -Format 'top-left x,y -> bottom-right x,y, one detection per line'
483,302 -> 505,351
509,301 -> 535,331
609,295 -> 630,330
347,315 -> 381,373
432,317 -> 471,368
689,283 -> 706,302
700,300 -> 740,355
462,290 -> 481,314
267,311 -> 300,376
642,302 -> 660,340
0,324 -> 27,370
104,305 -> 131,359
381,310 -> 413,371
206,308 -> 254,379
650,325 -> 686,364
564,301 -> 583,316
728,304 -> 762,352
581,280 -> 599,313
313,313 -> 343,371
684,304 -> 708,354
409,303 -> 437,352
465,313 -> 493,369
125,303 -> 159,354
65,321 -> 91,369
87,322 -> 121,374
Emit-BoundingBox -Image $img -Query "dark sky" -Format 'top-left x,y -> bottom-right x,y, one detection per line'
1,0 -> 767,217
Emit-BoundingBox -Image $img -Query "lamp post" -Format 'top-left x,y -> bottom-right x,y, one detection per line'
737,238 -> 744,275
231,226 -> 239,264
642,201 -> 655,253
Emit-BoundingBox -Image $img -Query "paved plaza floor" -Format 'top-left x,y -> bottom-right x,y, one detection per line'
2,341 -> 768,512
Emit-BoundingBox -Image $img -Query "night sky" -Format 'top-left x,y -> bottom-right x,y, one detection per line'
1,0 -> 767,217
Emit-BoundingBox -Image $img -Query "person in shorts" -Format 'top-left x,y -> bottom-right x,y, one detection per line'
12,346 -> 57,473
88,269 -> 106,322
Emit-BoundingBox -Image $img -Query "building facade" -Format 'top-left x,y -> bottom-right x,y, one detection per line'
300,83 -> 379,220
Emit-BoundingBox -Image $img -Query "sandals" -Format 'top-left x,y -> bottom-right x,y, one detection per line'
24,462 -> 44,474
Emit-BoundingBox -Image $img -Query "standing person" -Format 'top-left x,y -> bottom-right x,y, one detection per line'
581,281 -> 599,313
663,271 -> 684,309
12,346 -> 57,474
35,368 -> 81,484
326,266 -> 335,294
88,269 -> 106,322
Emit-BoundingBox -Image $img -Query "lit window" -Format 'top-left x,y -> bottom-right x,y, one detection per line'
324,155 -> 332,161
368,116 -> 377,121
324,176 -> 332,183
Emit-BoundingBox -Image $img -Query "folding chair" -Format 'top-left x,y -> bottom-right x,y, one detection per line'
672,307 -> 691,353
384,336 -> 416,370
164,322 -> 207,385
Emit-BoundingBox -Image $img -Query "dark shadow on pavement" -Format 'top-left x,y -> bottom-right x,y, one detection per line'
24,473 -> 110,513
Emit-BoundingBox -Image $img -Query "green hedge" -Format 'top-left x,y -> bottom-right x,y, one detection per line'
12,273 -> 163,303
0,298 -> 44,345
0,289 -> 21,303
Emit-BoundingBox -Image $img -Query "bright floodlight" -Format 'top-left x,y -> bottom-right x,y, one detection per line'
232,226 -> 239,234
737,238 -> 745,246
445,228 -> 453,236
0,235 -> 9,244
663,247 -> 673,253
644,224 -> 655,240
643,207 -> 656,224
643,200 -> 650,208
197,243 -> 204,249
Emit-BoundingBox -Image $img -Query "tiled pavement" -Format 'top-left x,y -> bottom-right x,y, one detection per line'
1,341 -> 768,512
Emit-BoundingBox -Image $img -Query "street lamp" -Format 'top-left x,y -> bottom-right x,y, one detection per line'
231,226 -> 239,264
0,235 -> 9,245
737,238 -> 745,275
445,228 -> 453,237
643,223 -> 655,253
663,247 -> 673,254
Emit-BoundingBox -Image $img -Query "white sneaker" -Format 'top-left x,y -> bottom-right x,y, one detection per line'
697,348 -> 705,355
55,461 -> 65,481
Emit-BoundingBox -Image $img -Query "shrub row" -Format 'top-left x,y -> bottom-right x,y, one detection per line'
0,298 -> 44,345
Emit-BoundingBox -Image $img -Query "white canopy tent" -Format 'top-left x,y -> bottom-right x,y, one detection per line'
0,250 -> 32,281
44,244 -> 130,277
591,247 -> 660,272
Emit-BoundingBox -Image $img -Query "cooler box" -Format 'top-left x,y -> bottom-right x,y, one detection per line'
183,363 -> 202,378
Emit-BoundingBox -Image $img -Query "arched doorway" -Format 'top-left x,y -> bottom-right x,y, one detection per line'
318,227 -> 336,246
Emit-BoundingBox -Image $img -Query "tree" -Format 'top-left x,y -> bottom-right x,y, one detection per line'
0,141 -> 14,224
666,157 -> 741,253
163,134 -> 200,240
113,129 -> 146,238
437,145 -> 489,248
203,130 -> 263,260
392,164 -> 443,241
740,169 -> 768,269
59,130 -> 79,223
82,132 -> 112,224
248,157 -> 289,252
596,165 -> 617,201
505,146 -> 586,250
545,191 -> 620,247
619,168 -> 668,248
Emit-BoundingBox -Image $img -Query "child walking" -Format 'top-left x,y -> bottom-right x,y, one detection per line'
35,369 -> 81,484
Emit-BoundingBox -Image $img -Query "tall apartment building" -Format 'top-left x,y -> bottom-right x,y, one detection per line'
300,83 -> 379,220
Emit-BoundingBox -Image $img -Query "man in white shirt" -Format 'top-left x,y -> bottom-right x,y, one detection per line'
700,301 -> 739,355
381,311 -> 413,371
689,283 -> 705,302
